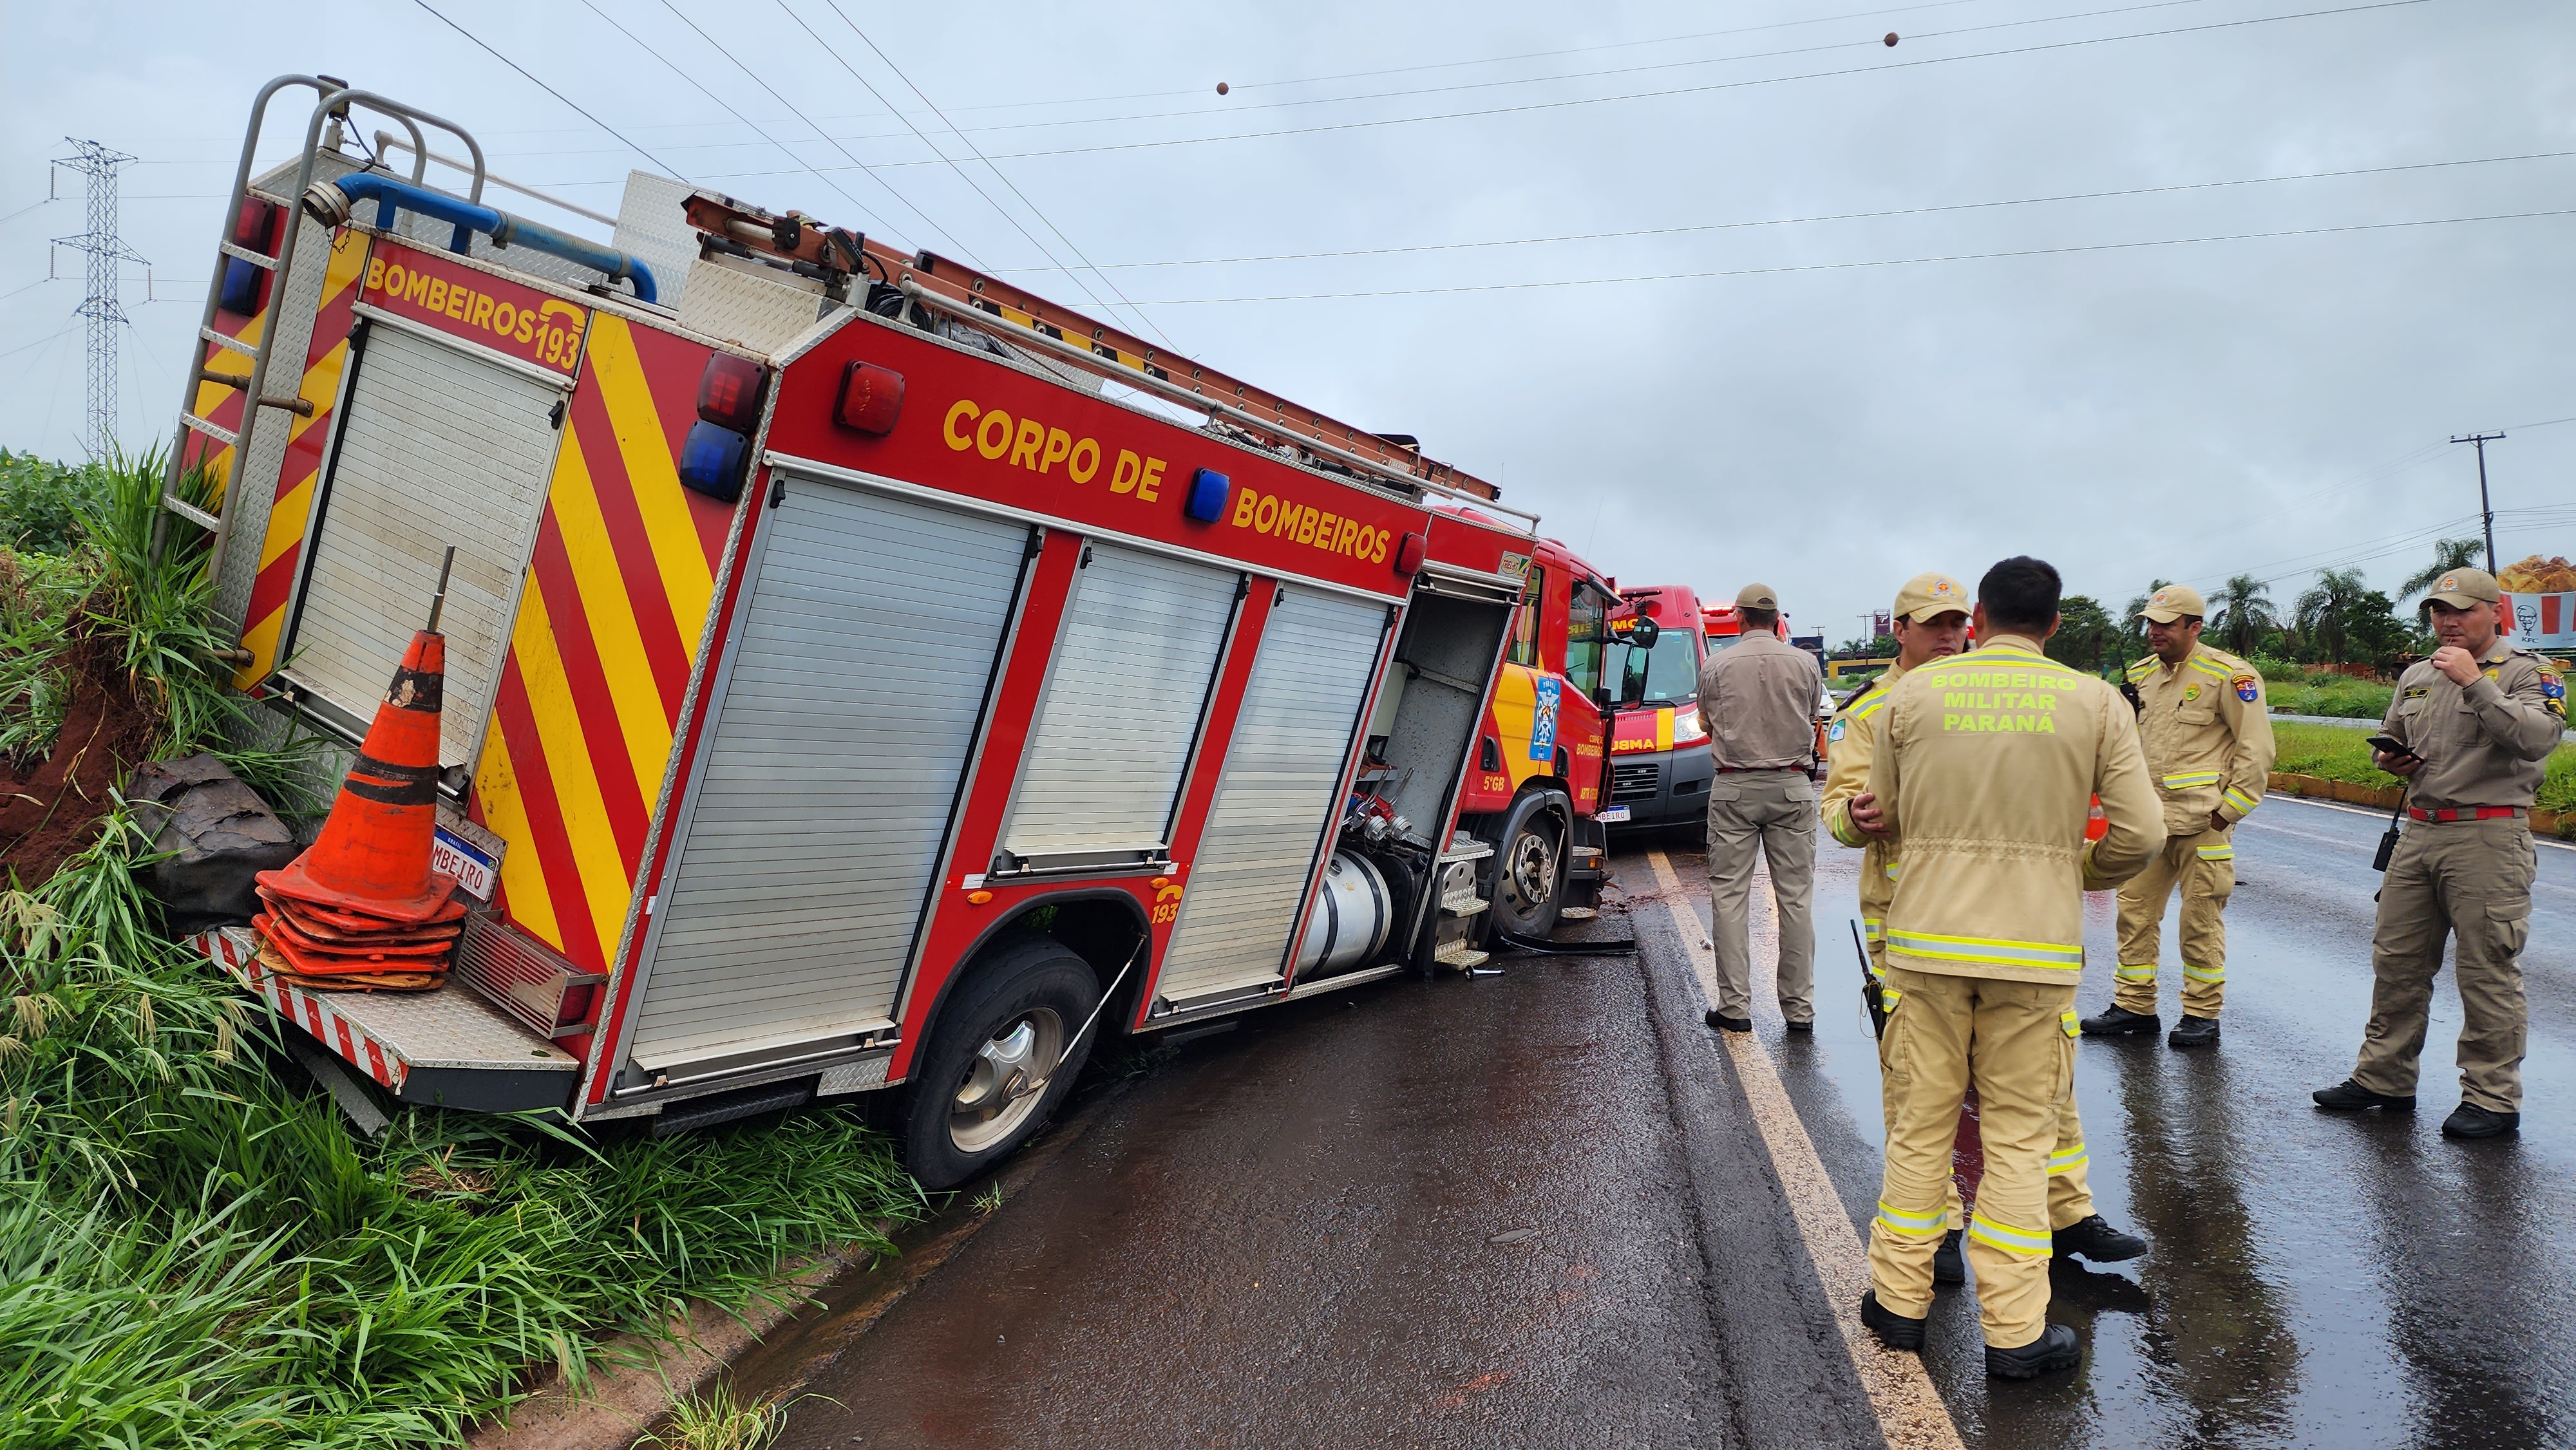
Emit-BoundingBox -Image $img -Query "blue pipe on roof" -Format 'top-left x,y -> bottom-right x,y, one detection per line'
308,172 -> 658,305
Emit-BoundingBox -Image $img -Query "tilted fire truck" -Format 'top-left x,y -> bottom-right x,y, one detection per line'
1604,585 -> 1714,847
164,79 -> 1571,1187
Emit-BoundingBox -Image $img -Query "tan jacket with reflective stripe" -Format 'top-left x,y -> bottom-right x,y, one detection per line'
1821,661 -> 1907,947
2381,641 -> 2565,811
2123,643 -> 2277,834
1868,635 -> 2166,985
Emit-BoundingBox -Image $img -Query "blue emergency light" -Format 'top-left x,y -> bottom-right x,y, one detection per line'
1183,466 -> 1230,523
678,419 -> 752,502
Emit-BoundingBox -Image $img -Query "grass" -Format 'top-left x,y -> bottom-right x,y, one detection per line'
0,448 -> 934,1446
2262,672 -> 2396,720
2269,720 -> 2576,831
637,1382 -> 812,1450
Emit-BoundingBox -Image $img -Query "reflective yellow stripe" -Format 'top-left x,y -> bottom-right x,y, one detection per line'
2161,771 -> 2224,789
1884,861 -> 1901,881
1969,1212 -> 2053,1256
2114,963 -> 2159,980
2188,655 -> 2233,681
1861,918 -> 1884,943
2222,787 -> 2260,815
2183,963 -> 2225,983
1850,692 -> 1891,720
1881,986 -> 1901,1013
1877,1200 -> 1947,1236
1830,810 -> 1867,848
2050,1142 -> 2088,1175
1886,928 -> 2084,969
2197,843 -> 2234,860
2061,1010 -> 2081,1038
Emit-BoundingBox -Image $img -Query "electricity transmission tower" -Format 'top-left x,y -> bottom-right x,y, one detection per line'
52,139 -> 149,462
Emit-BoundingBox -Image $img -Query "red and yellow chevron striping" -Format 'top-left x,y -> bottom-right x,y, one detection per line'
233,229 -> 369,687
469,314 -> 734,972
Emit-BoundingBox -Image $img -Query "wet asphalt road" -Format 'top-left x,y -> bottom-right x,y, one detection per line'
753,796 -> 2573,1449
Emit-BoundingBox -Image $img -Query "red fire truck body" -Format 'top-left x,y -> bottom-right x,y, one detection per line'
169,80 -> 1554,1184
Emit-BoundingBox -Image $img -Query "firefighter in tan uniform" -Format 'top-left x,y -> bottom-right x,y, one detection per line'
1698,583 -> 1825,1032
2316,569 -> 2564,1138
1825,572 -> 2146,1289
2082,584 -> 2277,1048
1848,557 -> 2163,1379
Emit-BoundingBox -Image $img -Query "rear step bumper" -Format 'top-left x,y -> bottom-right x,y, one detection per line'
194,926 -> 580,1113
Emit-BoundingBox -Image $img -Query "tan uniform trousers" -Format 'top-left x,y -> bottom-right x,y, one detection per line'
1868,941 -> 2094,1232
1707,769 -> 1817,1021
2353,817 -> 2537,1113
1868,966 -> 2076,1349
2114,824 -> 2235,1017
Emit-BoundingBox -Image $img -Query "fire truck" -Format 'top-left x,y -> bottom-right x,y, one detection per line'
1604,585 -> 1714,847
1450,533 -> 1622,941
164,79 -> 1566,1187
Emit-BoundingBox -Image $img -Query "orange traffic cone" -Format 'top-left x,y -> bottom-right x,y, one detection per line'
257,629 -> 458,925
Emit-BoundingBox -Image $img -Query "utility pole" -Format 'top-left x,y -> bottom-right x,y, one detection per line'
2449,431 -> 2505,576
51,139 -> 149,463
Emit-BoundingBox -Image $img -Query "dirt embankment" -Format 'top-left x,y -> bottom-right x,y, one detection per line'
0,627 -> 158,886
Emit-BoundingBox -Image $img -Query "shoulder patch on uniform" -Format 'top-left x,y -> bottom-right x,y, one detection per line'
2233,672 -> 2260,703
1828,719 -> 1848,743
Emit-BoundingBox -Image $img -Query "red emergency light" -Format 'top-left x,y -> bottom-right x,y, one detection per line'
1393,531 -> 1427,576
834,360 -> 904,435
696,353 -> 766,432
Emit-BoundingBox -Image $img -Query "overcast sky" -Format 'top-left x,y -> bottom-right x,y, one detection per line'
3,0 -> 2568,640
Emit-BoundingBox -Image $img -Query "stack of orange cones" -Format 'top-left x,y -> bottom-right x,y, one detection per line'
252,630 -> 464,992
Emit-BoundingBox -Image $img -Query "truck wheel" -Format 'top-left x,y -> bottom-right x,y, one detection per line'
901,937 -> 1099,1191
1679,815 -> 1710,854
1486,791 -> 1567,940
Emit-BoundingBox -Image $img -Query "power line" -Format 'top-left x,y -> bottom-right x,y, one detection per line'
1115,207 -> 2576,305
0,322 -> 77,362
825,0 -> 2442,174
650,0 -> 985,266
573,0 -> 897,240
984,148 -> 2575,277
410,0 -> 690,179
0,198 -> 57,228
811,0 -> 1179,349
0,277 -> 59,304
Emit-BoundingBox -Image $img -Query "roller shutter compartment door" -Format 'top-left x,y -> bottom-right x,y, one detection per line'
998,542 -> 1237,869
285,323 -> 562,767
1158,587 -> 1390,1004
625,480 -> 1028,1077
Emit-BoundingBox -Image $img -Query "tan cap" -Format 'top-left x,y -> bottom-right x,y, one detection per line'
2136,583 -> 2206,623
1893,571 -> 1970,623
2424,567 -> 2501,606
1736,581 -> 1779,610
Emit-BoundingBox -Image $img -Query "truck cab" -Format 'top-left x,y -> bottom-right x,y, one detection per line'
1604,585 -> 1714,846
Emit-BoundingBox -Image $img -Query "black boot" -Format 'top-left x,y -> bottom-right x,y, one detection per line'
2052,1214 -> 2146,1263
1933,1229 -> 1965,1285
1705,1011 -> 1752,1033
2079,1005 -> 2159,1037
2313,1078 -> 2415,1112
1986,1323 -> 2082,1379
2441,1103 -> 2520,1139
1861,1289 -> 1925,1351
2166,1015 -> 2221,1048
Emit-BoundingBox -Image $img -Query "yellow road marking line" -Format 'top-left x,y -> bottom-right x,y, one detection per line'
1647,849 -> 1965,1450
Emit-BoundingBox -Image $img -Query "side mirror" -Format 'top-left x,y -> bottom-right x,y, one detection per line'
1629,616 -> 1660,649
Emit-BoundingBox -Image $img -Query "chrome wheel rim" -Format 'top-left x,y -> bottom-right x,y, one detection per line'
949,1007 -> 1066,1155
1504,820 -> 1559,914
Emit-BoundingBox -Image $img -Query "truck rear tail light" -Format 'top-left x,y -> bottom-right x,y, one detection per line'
833,359 -> 904,434
1394,531 -> 1427,576
696,353 -> 766,432
678,420 -> 752,502
218,196 -> 282,315
1182,467 -> 1230,522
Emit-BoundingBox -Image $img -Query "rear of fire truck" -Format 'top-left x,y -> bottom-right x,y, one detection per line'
1604,585 -> 1715,848
166,79 -> 1546,1188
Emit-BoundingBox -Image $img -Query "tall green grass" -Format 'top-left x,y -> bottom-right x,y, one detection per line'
0,449 -> 932,1446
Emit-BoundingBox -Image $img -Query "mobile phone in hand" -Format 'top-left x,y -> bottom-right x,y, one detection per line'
2366,735 -> 2418,762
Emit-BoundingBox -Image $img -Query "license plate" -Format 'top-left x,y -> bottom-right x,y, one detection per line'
432,809 -> 505,903
1596,805 -> 1632,823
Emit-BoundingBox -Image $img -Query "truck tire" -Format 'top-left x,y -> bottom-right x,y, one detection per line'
1678,814 -> 1710,854
900,937 -> 1099,1191
1484,790 -> 1567,941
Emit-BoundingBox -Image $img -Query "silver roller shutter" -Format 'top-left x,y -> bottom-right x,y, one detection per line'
998,541 -> 1236,869
625,478 -> 1028,1076
283,323 -> 563,767
1157,587 -> 1390,1004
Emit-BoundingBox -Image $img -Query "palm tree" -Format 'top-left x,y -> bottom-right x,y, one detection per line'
2210,574 -> 2277,658
2295,567 -> 2371,664
2399,537 -> 2483,603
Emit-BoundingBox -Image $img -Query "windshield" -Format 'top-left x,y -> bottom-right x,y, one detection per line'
1619,627 -> 1703,706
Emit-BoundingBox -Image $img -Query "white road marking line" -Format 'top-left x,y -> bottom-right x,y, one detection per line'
1648,850 -> 1965,1450
2271,794 -> 2576,852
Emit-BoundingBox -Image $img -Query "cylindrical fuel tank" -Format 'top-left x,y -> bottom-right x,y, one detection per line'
1295,851 -> 1392,977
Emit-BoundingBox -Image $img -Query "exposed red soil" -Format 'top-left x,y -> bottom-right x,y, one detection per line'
0,629 -> 159,887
